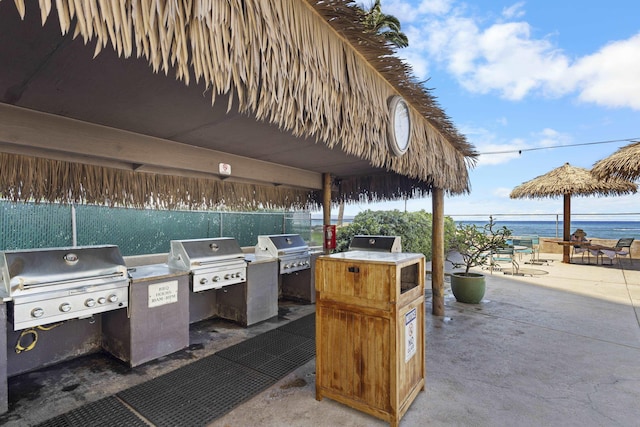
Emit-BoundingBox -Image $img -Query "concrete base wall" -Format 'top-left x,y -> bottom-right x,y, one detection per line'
537,237 -> 639,259
6,315 -> 103,377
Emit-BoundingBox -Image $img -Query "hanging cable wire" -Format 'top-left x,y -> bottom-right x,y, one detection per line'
478,137 -> 640,156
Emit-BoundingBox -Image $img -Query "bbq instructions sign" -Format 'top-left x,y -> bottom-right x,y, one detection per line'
404,307 -> 417,362
148,280 -> 179,307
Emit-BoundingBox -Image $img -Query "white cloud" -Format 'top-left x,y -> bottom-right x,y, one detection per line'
462,126 -> 528,166
384,0 -> 453,21
572,34 -> 640,109
501,2 -> 525,20
493,187 -> 513,198
534,128 -> 572,148
462,126 -> 577,167
400,45 -> 431,77
402,1 -> 640,110
458,21 -> 571,100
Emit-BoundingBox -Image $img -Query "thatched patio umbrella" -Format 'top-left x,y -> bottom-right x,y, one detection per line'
591,141 -> 640,181
510,163 -> 637,263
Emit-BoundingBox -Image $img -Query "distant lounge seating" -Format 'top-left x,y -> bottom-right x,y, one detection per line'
597,238 -> 634,265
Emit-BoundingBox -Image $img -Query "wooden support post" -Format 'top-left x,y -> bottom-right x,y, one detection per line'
431,188 -> 445,316
563,194 -> 571,263
323,173 -> 332,255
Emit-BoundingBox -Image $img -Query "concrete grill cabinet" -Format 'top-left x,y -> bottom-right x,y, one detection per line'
315,251 -> 425,427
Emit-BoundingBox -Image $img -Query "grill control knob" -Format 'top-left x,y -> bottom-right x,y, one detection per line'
108,294 -> 118,303
31,307 -> 44,318
213,276 -> 220,282
284,264 -> 290,269
60,303 -> 72,312
85,298 -> 96,308
200,278 -> 208,285
224,274 -> 231,280
98,297 -> 107,304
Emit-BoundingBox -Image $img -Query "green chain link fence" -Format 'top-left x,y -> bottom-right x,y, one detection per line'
1,201 -> 311,256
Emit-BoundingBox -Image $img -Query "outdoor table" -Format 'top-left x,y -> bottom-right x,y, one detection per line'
545,240 -> 604,264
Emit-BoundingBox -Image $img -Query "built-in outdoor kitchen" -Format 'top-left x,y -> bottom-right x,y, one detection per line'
0,0 -> 474,424
0,233 -> 318,371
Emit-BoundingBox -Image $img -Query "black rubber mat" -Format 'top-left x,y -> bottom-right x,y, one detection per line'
118,355 -> 275,426
217,329 -> 315,379
277,312 -> 316,339
35,396 -> 150,427
38,313 -> 316,427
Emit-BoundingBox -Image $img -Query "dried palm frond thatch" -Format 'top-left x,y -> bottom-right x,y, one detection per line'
0,153 -> 320,210
8,0 -> 474,198
591,141 -> 640,182
510,163 -> 637,199
336,174 -> 435,203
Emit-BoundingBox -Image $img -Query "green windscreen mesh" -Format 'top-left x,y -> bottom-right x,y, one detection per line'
1,201 -> 311,256
1,202 -> 73,249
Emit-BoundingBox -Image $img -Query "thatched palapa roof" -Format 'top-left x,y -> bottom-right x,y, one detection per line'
591,141 -> 640,182
510,163 -> 637,199
0,0 -> 475,209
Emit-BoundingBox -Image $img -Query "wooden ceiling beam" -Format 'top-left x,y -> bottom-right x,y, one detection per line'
0,103 -> 323,190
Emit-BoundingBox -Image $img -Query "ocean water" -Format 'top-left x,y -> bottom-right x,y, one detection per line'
457,220 -> 640,240
312,218 -> 640,241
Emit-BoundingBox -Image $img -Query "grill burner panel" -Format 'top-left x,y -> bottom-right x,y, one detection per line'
0,245 -> 129,331
277,254 -> 311,274
168,238 -> 247,291
11,282 -> 128,330
191,260 -> 247,291
255,234 -> 310,274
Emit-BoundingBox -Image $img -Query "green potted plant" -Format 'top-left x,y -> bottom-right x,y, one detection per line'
447,217 -> 512,303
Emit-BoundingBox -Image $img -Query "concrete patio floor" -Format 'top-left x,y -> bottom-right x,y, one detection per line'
212,253 -> 640,426
2,253 -> 639,426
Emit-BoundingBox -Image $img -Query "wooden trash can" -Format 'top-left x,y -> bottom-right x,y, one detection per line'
315,251 -> 425,427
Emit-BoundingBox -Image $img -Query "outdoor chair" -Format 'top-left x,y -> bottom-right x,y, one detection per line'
490,247 -> 518,275
597,238 -> 634,265
512,237 -> 534,262
570,231 -> 592,263
526,235 -> 551,265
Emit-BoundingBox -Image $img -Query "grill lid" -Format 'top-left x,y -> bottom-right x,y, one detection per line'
255,234 -> 309,258
0,245 -> 127,296
168,238 -> 245,271
348,235 -> 402,252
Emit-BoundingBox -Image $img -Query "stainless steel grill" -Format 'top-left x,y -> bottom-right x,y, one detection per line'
255,234 -> 310,274
0,245 -> 129,331
348,235 -> 402,253
167,237 -> 247,291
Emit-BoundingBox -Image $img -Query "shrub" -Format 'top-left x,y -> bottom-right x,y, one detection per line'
334,209 -> 456,261
447,217 -> 512,274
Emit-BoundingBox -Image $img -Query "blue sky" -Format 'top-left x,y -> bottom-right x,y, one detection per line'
336,0 -> 640,221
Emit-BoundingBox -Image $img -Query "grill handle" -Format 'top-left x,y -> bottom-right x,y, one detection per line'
18,272 -> 126,290
193,258 -> 245,267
